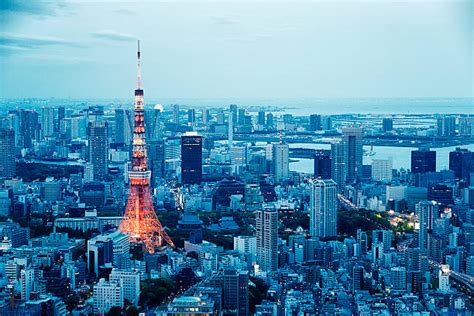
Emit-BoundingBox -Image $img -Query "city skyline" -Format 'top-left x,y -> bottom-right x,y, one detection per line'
1,0 -> 472,99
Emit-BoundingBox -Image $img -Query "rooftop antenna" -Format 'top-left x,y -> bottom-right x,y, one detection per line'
137,40 -> 141,89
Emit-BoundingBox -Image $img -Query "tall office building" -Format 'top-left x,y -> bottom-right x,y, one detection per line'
41,107 -> 56,138
309,114 -> 322,131
181,132 -> 203,185
228,111 -> 234,147
188,109 -> 196,124
257,111 -> 266,125
314,150 -> 331,179
172,104 -> 180,124
88,121 -> 109,181
331,141 -> 346,189
266,113 -> 274,127
223,269 -> 249,316
382,118 -> 393,132
0,129 -> 15,178
229,104 -> 238,125
148,139 -> 165,184
256,208 -> 278,273
411,148 -> 436,174
371,159 -> 393,182
109,269 -> 141,305
115,109 -> 133,145
202,109 -> 209,125
416,200 -> 437,250
449,148 -> 473,183
310,179 -> 337,238
272,143 -> 289,183
342,127 -> 363,183
238,108 -> 246,126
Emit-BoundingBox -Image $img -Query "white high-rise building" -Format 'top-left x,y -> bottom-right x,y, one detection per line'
231,145 -> 248,168
234,236 -> 257,264
256,208 -> 278,273
331,141 -> 346,189
438,265 -> 450,293
93,278 -> 123,313
310,179 -> 337,238
228,111 -> 234,147
272,143 -> 289,183
371,159 -> 393,182
109,269 -> 141,305
21,268 -> 38,300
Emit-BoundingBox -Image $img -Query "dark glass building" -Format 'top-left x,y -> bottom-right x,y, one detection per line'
382,118 -> 393,132
310,114 -> 322,131
411,148 -> 436,174
449,147 -> 473,183
181,133 -> 203,185
314,150 -> 331,179
0,129 -> 15,178
428,184 -> 454,206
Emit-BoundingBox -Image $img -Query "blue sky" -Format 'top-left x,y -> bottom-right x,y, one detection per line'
0,0 -> 472,99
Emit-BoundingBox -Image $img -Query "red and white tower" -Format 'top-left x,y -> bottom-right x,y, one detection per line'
119,41 -> 174,253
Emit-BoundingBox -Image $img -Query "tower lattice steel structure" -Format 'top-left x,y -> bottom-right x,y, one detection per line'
119,41 -> 174,253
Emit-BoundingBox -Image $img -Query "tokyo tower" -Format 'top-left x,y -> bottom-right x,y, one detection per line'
119,41 -> 174,253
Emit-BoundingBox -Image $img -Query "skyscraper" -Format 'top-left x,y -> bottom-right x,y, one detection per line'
331,141 -> 346,189
181,132 -> 203,185
342,127 -> 363,183
416,200 -> 437,250
309,114 -> 322,131
449,147 -> 473,183
272,143 -> 289,183
257,111 -> 266,125
172,104 -> 180,124
411,148 -> 436,174
0,129 -> 15,178
188,109 -> 196,124
88,121 -> 109,181
256,208 -> 278,273
314,150 -> 331,179
382,118 -> 393,132
115,109 -> 133,145
310,179 -> 337,238
223,269 -> 249,316
41,107 -> 56,138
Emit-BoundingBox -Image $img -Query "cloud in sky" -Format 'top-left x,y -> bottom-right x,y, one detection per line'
92,30 -> 136,42
0,32 -> 77,53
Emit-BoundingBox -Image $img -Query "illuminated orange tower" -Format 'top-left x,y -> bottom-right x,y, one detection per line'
119,41 -> 174,253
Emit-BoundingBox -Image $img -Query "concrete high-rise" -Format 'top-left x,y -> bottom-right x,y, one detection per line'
0,129 -> 15,178
371,158 -> 393,182
416,200 -> 437,250
331,141 -> 346,189
88,121 -> 109,181
181,132 -> 203,185
310,179 -> 337,238
41,107 -> 56,138
256,208 -> 278,273
272,143 -> 289,183
342,127 -> 363,183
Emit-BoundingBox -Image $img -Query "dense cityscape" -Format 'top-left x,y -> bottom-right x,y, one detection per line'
1,0 -> 473,314
0,40 -> 473,315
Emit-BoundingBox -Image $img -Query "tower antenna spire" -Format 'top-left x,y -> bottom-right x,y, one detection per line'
137,40 -> 141,89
